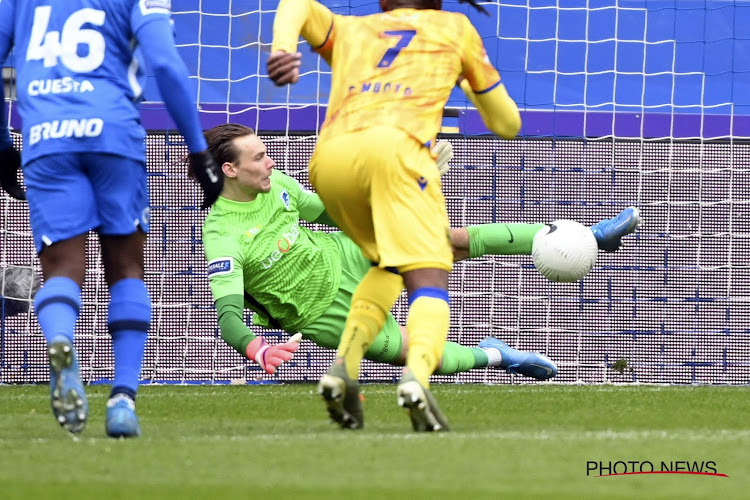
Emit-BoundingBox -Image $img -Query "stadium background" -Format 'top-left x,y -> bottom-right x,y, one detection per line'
1,0 -> 748,385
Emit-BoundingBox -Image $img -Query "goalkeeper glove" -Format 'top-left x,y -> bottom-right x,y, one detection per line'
245,333 -> 302,375
431,140 -> 453,177
188,149 -> 224,209
0,146 -> 25,200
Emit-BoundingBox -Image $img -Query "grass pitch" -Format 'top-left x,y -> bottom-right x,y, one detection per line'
0,384 -> 748,499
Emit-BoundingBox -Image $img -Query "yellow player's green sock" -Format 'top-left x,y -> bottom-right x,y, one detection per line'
405,293 -> 450,388
336,267 -> 403,380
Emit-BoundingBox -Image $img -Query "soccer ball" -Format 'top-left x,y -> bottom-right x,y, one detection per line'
532,220 -> 598,282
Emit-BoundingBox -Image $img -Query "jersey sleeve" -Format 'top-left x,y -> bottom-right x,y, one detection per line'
460,16 -> 501,94
130,0 -> 172,32
203,228 -> 246,302
274,170 -> 326,222
271,0 -> 335,62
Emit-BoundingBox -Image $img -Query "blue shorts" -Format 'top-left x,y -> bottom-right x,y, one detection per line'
24,153 -> 150,253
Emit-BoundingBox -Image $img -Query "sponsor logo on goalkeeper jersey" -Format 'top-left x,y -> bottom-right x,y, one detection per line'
28,118 -> 103,145
261,223 -> 300,269
246,225 -> 261,238
28,78 -> 95,96
280,190 -> 290,210
586,460 -> 727,477
207,258 -> 233,277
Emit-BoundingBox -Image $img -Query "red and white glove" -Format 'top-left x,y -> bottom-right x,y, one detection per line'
245,333 -> 302,374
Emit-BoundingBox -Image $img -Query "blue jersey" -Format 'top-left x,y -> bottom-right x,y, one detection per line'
0,0 -> 173,164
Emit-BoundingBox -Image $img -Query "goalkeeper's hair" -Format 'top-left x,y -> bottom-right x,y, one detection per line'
187,123 -> 256,179
205,123 -> 257,166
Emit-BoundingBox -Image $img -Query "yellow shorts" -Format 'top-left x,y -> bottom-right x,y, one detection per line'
309,126 -> 452,273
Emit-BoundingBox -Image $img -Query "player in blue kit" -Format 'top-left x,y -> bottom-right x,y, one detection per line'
0,0 -> 222,437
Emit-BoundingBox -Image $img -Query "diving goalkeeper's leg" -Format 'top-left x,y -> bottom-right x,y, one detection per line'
590,207 -> 642,252
451,207 -> 642,261
366,325 -> 557,380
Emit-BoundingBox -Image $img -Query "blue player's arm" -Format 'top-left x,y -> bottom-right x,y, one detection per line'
0,0 -> 14,150
0,0 -> 24,201
134,19 -> 207,153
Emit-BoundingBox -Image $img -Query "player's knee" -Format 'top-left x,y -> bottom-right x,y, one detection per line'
402,268 -> 449,296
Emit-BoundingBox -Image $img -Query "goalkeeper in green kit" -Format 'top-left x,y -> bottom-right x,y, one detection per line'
198,124 -> 640,377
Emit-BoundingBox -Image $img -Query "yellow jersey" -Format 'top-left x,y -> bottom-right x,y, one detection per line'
273,3 -> 501,146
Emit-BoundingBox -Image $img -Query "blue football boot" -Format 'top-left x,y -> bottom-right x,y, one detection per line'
106,394 -> 141,438
479,337 -> 558,380
590,207 -> 642,252
48,336 -> 88,434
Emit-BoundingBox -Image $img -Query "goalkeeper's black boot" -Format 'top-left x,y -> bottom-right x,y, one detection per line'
397,368 -> 450,432
318,358 -> 364,430
48,336 -> 88,434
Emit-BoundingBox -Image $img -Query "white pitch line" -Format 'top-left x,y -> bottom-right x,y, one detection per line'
5,429 -> 747,444
210,429 -> 750,442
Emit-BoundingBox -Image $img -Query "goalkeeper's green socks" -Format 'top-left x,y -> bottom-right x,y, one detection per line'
434,342 -> 489,375
467,223 -> 545,258
336,267 -> 403,380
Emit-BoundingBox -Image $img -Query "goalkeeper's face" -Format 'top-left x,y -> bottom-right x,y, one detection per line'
223,134 -> 275,199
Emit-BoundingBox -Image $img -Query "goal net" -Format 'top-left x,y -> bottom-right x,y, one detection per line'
1,0 -> 748,385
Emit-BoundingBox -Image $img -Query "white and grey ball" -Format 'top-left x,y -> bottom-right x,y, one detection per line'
1,266 -> 42,318
532,220 -> 598,283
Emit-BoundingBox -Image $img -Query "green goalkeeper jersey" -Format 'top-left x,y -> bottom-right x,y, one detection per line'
202,170 -> 341,334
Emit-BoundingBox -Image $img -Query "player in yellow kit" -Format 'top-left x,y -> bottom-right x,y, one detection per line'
268,0 -> 521,431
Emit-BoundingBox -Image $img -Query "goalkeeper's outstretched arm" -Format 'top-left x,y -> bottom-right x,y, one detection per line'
215,295 -> 300,375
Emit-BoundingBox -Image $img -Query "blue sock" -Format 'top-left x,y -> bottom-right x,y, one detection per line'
108,278 -> 151,398
33,277 -> 81,345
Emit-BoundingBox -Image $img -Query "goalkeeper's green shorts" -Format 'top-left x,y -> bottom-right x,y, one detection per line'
300,231 -> 403,365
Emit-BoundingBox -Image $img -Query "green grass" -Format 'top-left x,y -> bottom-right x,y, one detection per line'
1,384 -> 748,499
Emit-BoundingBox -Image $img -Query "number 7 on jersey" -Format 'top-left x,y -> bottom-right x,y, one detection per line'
376,30 -> 417,68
